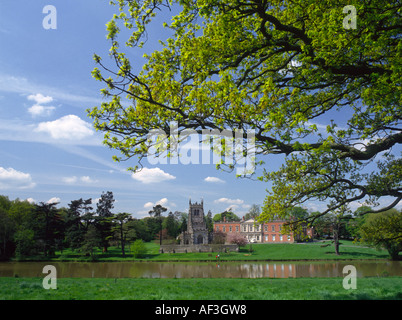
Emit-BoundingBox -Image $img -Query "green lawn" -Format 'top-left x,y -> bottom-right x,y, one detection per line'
15,240 -> 390,262
1,277 -> 401,300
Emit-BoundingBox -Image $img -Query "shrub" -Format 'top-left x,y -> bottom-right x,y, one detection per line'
227,233 -> 248,247
131,239 -> 147,258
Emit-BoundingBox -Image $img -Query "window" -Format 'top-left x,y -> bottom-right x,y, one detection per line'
236,226 -> 239,232
255,225 -> 259,232
264,225 -> 268,232
272,225 -> 275,232
287,235 -> 291,241
265,235 -> 268,242
216,226 -> 219,231
223,226 -> 226,232
272,235 -> 276,241
280,235 -> 283,241
229,226 -> 232,232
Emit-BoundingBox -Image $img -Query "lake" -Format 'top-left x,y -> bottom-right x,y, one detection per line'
0,261 -> 401,278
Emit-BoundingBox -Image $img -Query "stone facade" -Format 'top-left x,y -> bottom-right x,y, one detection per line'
159,199 -> 239,253
181,199 -> 210,245
214,218 -> 314,243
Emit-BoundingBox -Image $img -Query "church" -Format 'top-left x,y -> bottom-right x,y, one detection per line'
181,199 -> 210,245
159,199 -> 238,253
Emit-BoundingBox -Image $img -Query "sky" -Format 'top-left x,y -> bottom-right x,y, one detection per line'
0,1 -> 400,218
0,0 -> 271,217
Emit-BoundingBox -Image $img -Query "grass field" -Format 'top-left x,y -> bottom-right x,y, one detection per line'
1,276 -> 401,300
14,241 -> 391,262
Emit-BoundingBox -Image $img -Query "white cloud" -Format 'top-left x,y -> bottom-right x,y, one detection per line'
0,167 -> 36,189
62,176 -> 78,184
28,104 -> 56,117
35,115 -> 94,140
214,197 -> 244,205
131,167 -> 176,184
139,197 -> 176,216
144,198 -> 170,209
80,176 -> 97,183
204,176 -> 225,183
26,198 -> 36,204
0,118 -> 101,146
225,204 -> 239,212
62,175 -> 98,184
0,73 -> 102,107
27,93 -> 55,117
214,198 -> 246,213
144,201 -> 154,209
27,93 -> 53,105
47,197 -> 60,204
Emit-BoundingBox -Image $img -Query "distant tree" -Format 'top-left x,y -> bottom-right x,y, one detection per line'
212,231 -> 226,245
0,197 -> 35,259
0,208 -> 14,260
80,224 -> 102,261
14,228 -> 35,257
0,195 -> 11,212
129,218 -> 151,242
8,199 -> 34,228
312,206 -> 351,255
205,210 -> 214,233
178,212 -> 188,233
131,239 -> 147,258
213,211 -> 240,222
112,212 -> 133,256
96,191 -> 115,252
359,209 -> 402,260
244,204 -> 261,220
287,207 -> 309,220
96,191 -> 114,217
33,202 -> 64,256
65,199 -> 88,250
227,233 -> 248,247
148,204 -> 167,245
163,211 -> 180,239
345,206 -> 373,240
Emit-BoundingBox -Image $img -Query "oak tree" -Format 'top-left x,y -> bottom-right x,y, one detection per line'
88,0 -> 401,226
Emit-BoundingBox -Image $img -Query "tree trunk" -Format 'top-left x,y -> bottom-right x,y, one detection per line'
333,223 -> 340,255
120,225 -> 125,257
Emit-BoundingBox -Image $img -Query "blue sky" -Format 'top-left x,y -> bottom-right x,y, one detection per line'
0,0 -> 271,217
0,1 -> 399,218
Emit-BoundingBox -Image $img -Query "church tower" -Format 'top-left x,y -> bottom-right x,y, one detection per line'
182,199 -> 209,245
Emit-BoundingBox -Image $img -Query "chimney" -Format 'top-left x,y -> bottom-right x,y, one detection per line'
223,216 -> 226,222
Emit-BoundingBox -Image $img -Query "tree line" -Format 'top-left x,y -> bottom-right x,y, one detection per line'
0,192 -> 192,261
0,194 -> 400,260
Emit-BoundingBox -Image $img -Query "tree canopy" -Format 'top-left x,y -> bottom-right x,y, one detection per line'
88,0 -> 401,223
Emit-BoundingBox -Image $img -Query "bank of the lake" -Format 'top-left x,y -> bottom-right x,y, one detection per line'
12,241 -> 393,262
1,277 -> 401,300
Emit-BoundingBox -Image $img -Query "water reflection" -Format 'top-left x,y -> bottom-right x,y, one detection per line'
0,261 -> 400,278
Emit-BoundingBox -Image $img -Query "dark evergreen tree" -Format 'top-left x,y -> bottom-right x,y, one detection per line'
96,191 -> 115,252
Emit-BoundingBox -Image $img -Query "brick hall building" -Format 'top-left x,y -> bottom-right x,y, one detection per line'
214,217 -> 313,243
